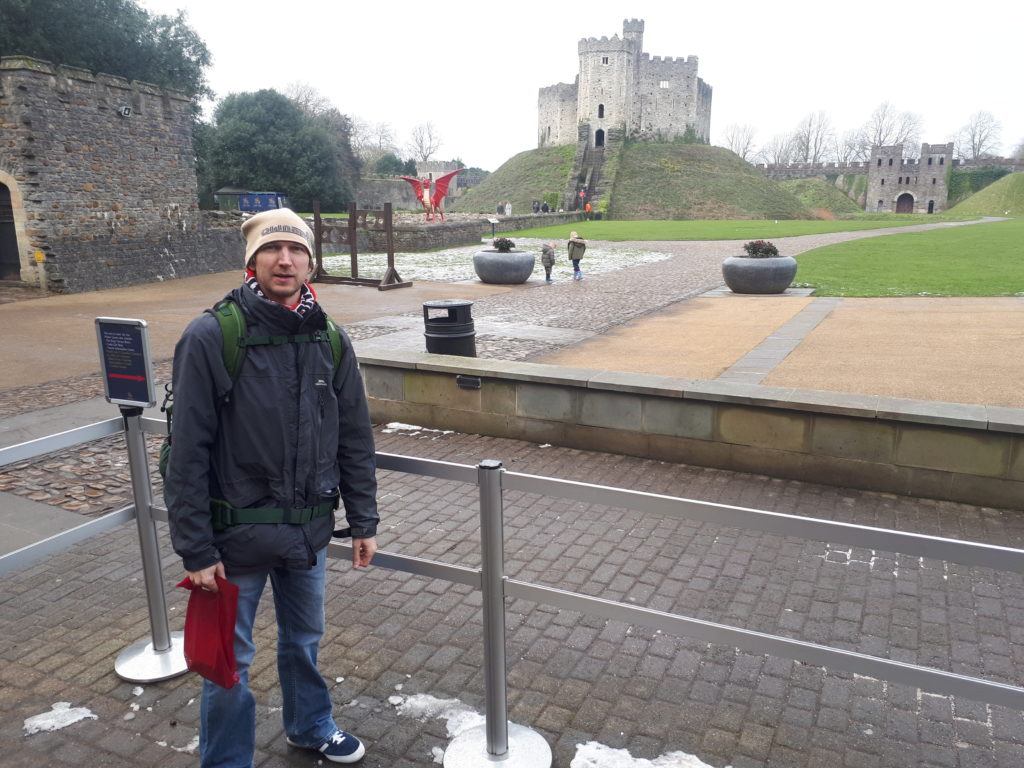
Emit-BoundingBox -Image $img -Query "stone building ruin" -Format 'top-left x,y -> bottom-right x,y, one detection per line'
0,56 -> 237,293
537,19 -> 713,150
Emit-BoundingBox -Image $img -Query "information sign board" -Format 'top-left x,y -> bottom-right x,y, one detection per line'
95,317 -> 156,408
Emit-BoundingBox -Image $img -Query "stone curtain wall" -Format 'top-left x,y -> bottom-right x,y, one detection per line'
537,82 -> 578,148
359,353 -> 1024,511
636,55 -> 708,141
0,56 -> 233,292
759,161 -> 872,181
356,178 -> 421,211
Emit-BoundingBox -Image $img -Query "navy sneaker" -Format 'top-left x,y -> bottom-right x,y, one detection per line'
287,730 -> 365,763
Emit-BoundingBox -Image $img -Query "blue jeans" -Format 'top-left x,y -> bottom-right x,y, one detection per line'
200,549 -> 336,768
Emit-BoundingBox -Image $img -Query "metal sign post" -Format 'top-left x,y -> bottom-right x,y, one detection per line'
444,460 -> 552,768
96,317 -> 187,682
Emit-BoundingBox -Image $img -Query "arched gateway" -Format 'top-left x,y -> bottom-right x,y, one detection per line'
0,172 -> 28,281
895,193 -> 915,214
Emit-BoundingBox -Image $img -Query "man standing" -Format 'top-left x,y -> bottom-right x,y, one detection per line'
166,208 -> 378,766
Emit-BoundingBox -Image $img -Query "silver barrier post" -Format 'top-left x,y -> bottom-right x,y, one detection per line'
114,407 -> 187,682
444,460 -> 551,768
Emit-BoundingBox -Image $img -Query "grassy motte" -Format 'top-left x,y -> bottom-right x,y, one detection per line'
778,178 -> 862,216
503,217 -> 952,242
795,218 -> 1024,296
608,143 -> 810,220
450,146 -> 575,214
946,173 -> 1024,217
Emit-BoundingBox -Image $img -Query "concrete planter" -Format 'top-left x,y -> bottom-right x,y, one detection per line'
473,250 -> 535,284
722,255 -> 798,294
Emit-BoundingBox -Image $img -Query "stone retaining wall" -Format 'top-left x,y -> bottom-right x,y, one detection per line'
358,352 -> 1024,510
320,212 -> 582,254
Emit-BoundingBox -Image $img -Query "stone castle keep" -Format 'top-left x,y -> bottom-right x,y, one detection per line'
866,142 -> 954,214
0,56 -> 237,292
538,19 -> 713,150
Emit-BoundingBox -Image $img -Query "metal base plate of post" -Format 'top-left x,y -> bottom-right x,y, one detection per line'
443,723 -> 552,767
114,631 -> 189,683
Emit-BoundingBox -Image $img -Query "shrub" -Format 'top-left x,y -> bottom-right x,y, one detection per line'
742,240 -> 780,258
492,237 -> 516,252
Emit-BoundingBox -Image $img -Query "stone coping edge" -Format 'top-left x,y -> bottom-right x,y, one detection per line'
355,348 -> 1024,434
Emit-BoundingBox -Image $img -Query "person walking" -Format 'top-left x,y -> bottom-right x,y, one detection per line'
541,242 -> 556,283
567,230 -> 587,280
165,208 -> 379,766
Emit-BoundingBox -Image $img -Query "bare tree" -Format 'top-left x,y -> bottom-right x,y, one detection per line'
407,122 -> 442,162
832,129 -> 863,163
350,118 -> 398,163
756,133 -> 795,165
1014,139 -> 1024,161
722,123 -> 757,161
857,101 -> 922,155
791,111 -> 834,163
285,81 -> 333,116
956,111 -> 1002,159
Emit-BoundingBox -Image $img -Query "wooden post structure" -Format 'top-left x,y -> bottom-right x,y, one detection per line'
313,201 -> 326,279
348,202 -> 359,280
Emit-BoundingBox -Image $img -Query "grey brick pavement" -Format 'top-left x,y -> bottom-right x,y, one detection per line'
2,426 -> 1024,767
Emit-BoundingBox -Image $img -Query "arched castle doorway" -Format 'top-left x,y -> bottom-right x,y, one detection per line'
594,129 -> 605,148
895,193 -> 914,214
0,182 -> 22,280
927,200 -> 935,214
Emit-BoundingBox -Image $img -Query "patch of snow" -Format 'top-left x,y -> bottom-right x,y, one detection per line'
392,694 -> 485,739
395,683 -> 404,691
187,698 -> 195,706
129,703 -> 140,712
570,741 -> 720,767
172,735 -> 200,754
23,702 -> 97,735
388,695 -> 404,706
431,746 -> 445,763
335,677 -> 345,683
539,443 -> 552,448
132,686 -> 144,696
381,422 -> 454,437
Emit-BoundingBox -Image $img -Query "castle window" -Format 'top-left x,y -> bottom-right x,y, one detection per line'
877,158 -> 882,167
928,157 -> 933,165
877,200 -> 884,211
881,179 -> 885,185
932,178 -> 936,184
602,56 -> 609,65
888,158 -> 893,166
659,80 -> 670,89
898,176 -> 903,184
598,104 -> 605,118
939,157 -> 944,165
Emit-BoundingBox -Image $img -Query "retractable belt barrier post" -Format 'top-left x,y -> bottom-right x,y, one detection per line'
443,460 -> 552,768
113,406 -> 187,683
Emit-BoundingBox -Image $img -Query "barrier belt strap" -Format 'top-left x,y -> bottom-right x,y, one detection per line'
210,498 -> 337,530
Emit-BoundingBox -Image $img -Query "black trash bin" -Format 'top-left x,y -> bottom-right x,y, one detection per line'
423,299 -> 476,357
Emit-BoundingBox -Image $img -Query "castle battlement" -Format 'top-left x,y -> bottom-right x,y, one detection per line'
541,19 -> 712,149
0,55 -> 189,102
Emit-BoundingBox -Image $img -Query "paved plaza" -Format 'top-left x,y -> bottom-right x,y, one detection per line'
2,218 -> 1023,766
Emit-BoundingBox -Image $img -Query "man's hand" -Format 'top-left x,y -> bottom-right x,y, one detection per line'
187,561 -> 225,592
352,537 -> 377,569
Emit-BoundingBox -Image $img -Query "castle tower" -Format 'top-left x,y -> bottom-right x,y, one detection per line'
576,20 -> 645,148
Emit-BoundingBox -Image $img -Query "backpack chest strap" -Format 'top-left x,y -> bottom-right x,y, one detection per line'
240,330 -> 334,348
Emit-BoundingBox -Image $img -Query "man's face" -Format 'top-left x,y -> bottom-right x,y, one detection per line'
252,241 -> 311,305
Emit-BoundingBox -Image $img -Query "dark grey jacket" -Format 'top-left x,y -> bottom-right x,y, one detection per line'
165,285 -> 378,573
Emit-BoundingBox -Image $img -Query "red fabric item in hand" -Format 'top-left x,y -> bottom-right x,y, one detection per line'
176,575 -> 240,689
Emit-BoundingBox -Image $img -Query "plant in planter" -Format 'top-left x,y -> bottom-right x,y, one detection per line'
473,237 -> 535,284
721,239 -> 797,294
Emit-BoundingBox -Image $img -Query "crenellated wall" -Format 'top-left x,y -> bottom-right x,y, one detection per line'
538,19 -> 712,149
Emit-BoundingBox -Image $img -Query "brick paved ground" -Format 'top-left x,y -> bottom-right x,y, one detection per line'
2,426 -> 1024,767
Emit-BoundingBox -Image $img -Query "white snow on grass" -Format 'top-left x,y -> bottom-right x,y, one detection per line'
322,241 -> 674,284
23,702 -> 97,735
571,741 -> 722,768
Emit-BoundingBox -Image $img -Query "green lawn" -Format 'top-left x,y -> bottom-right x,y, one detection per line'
502,215 -> 968,242
795,218 -> 1024,296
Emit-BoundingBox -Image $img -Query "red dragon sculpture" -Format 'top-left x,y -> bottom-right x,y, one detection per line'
400,169 -> 462,222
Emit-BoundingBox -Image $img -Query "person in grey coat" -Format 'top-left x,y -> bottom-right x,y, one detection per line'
567,231 -> 587,280
166,208 -> 377,766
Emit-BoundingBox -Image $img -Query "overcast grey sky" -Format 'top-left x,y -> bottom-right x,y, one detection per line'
140,0 -> 1022,171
